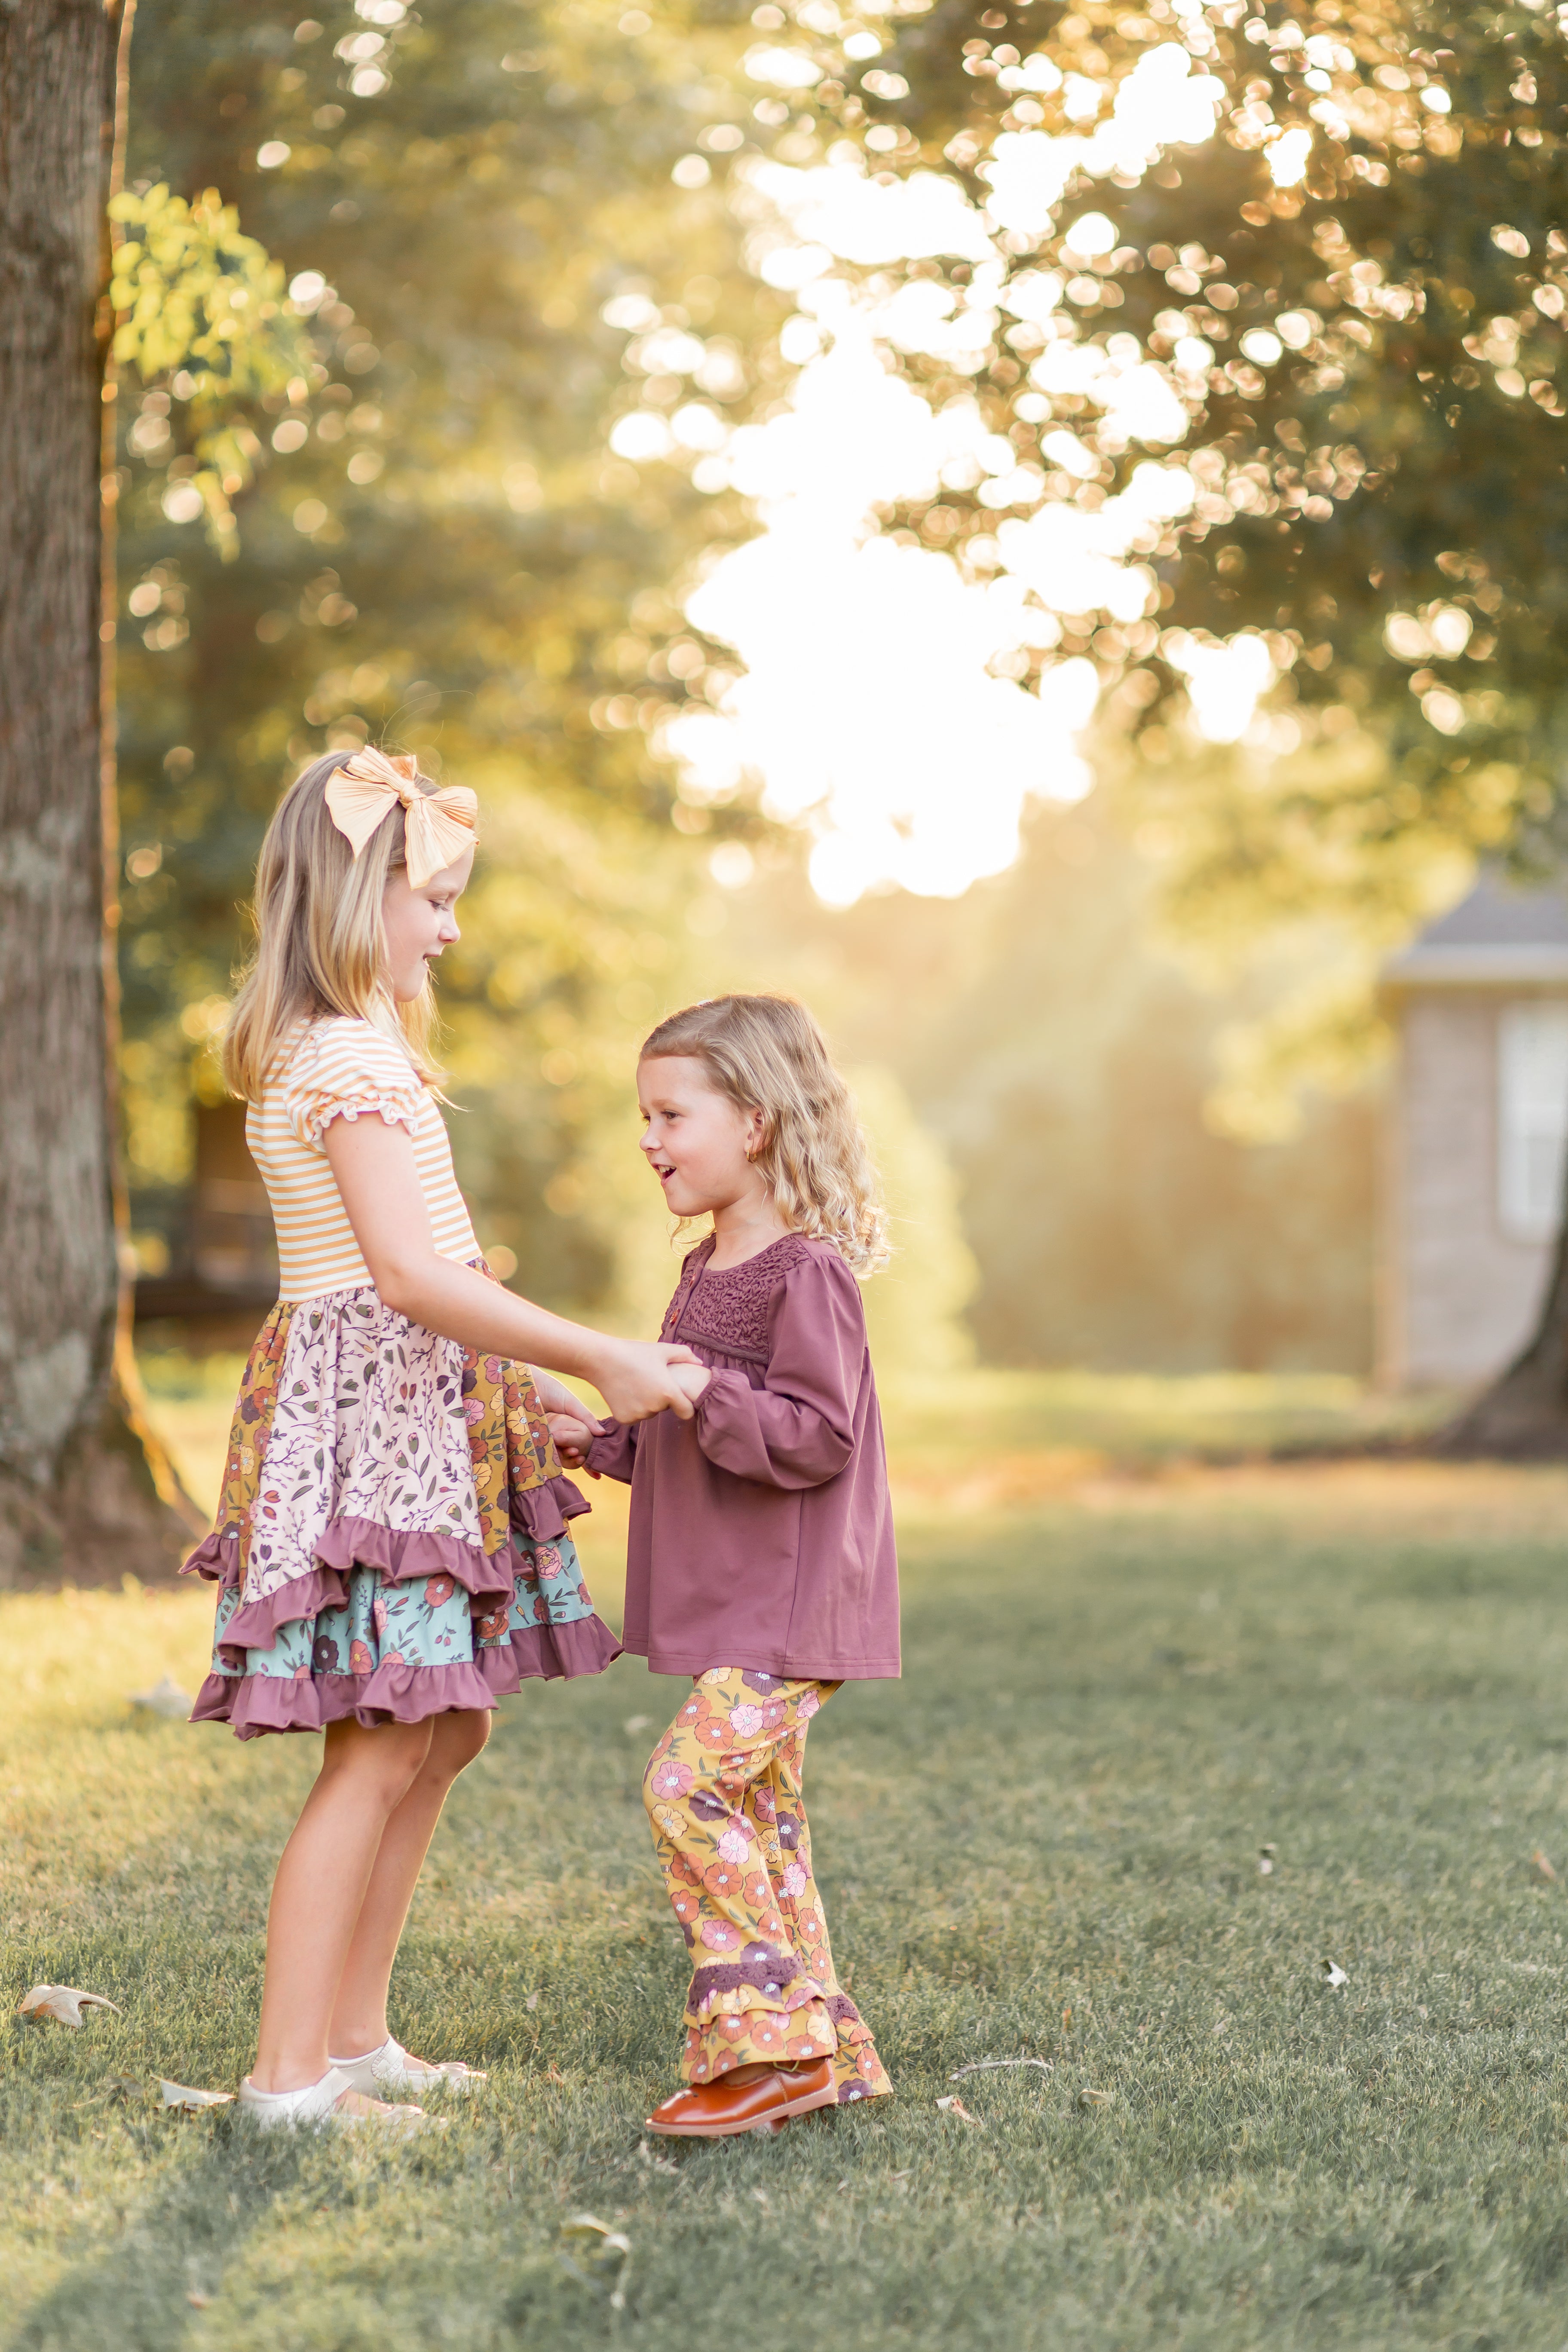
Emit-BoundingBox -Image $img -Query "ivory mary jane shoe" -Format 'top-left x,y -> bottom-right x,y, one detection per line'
237,2067 -> 429,2134
646,2057 -> 838,2139
327,2035 -> 487,2098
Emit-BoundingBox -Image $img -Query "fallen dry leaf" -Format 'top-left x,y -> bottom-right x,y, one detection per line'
949,2057 -> 1052,2080
622,1715 -> 653,1736
525,1991 -> 539,2011
560,2214 -> 631,2253
1078,2087 -> 1113,2108
1258,1845 -> 1277,1877
557,2214 -> 632,2311
935,2095 -> 983,2126
634,2137 -> 678,2175
1320,1958 -> 1349,1989
546,2064 -> 567,2085
17,1985 -> 122,2028
128,1676 -> 193,1721
158,2080 -> 234,2111
1532,1847 -> 1558,1883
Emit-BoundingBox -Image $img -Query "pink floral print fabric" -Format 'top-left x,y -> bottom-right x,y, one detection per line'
642,1667 -> 892,2103
184,1269 -> 618,1736
236,1286 -> 487,1614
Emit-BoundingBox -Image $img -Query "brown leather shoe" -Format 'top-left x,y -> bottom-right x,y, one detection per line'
646,2058 -> 838,2139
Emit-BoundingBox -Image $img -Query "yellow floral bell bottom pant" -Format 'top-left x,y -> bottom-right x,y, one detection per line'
642,1666 -> 892,2103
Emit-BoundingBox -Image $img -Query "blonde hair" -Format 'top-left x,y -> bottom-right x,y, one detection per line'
223,750 -> 449,1102
640,995 -> 889,1275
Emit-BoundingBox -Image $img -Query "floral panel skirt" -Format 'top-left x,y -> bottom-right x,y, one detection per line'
183,1277 -> 620,1740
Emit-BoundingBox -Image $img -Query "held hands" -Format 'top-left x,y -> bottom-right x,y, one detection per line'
669,1360 -> 711,1407
557,1345 -> 710,1449
528,1368 -> 604,1434
594,1338 -> 705,1424
533,1369 -> 603,1476
546,1410 -> 598,1472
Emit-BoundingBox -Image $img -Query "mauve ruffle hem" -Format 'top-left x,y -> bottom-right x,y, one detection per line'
184,1474 -> 619,1738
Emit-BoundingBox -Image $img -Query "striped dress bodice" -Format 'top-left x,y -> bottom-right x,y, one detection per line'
247,1015 -> 478,1301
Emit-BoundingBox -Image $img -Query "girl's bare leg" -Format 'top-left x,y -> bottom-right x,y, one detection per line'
326,1709 -> 491,2061
251,1717 -> 436,2093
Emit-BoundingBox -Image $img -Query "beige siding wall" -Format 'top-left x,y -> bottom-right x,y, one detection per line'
1384,993 -> 1554,1385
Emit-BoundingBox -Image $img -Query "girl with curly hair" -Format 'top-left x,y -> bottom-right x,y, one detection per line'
551,993 -> 899,2138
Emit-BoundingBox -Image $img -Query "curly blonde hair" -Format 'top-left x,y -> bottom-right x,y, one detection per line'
640,995 -> 889,1275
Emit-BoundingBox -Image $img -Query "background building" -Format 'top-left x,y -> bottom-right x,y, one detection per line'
1381,877 -> 1568,1387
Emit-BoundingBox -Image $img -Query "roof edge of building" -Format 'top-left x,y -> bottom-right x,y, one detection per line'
1384,944 -> 1568,987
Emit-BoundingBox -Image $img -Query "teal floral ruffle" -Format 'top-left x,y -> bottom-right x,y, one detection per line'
197,1529 -> 608,1740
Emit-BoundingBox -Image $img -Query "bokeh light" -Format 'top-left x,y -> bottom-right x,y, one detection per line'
655,48 -> 1253,906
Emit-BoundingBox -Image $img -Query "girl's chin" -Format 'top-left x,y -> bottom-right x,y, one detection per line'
660,1185 -> 708,1218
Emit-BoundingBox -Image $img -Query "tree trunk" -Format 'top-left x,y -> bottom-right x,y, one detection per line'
0,0 -> 201,1582
1442,1178 -> 1568,1456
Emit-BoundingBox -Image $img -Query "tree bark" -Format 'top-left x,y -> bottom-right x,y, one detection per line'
0,0 -> 201,1580
1442,1171 -> 1568,1456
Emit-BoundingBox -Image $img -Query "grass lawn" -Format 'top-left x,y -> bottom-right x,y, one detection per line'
6,1388 -> 1568,2348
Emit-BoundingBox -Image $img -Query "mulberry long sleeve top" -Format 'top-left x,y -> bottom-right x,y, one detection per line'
585,1233 -> 900,1681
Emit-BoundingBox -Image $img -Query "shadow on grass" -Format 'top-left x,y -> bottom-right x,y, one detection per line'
6,2122 -> 297,2352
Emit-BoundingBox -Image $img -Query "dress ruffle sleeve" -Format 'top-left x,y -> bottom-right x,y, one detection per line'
282,1016 -> 426,1152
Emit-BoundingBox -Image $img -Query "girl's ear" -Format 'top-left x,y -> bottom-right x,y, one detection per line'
743,1105 -> 768,1163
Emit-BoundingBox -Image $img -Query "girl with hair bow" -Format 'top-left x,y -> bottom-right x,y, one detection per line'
185,747 -> 700,2132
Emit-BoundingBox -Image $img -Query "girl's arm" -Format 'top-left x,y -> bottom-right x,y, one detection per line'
325,1112 -> 698,1424
531,1369 -> 603,1432
681,1254 -> 861,1488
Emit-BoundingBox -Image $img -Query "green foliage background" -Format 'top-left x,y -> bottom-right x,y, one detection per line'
112,0 -> 1400,1375
116,0 -> 775,1320
719,0 -> 1568,1125
819,0 -> 1568,857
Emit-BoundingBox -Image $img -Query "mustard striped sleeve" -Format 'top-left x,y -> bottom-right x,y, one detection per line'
283,1017 -> 425,1150
254,1018 -> 479,1299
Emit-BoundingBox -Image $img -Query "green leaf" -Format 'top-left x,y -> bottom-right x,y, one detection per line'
110,183 -> 314,555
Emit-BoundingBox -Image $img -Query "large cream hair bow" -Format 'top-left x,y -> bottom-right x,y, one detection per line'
323,747 -> 479,888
